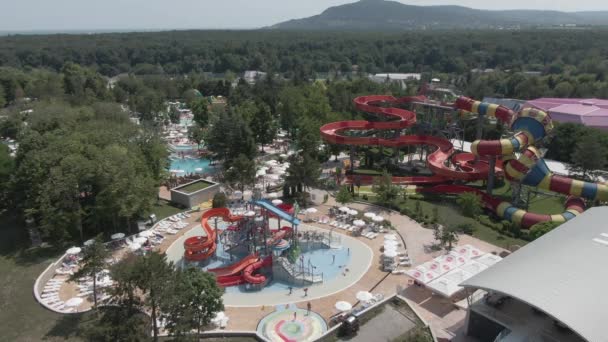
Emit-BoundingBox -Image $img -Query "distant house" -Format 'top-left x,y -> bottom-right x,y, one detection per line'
525,98 -> 608,130
369,73 -> 421,89
243,70 -> 267,84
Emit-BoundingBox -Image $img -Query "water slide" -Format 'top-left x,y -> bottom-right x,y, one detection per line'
183,208 -> 243,262
320,95 -> 495,185
243,255 -> 273,285
451,97 -> 608,225
253,200 -> 301,225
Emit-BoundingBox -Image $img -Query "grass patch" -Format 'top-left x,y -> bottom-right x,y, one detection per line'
175,180 -> 213,193
0,213 -> 84,341
150,200 -> 183,220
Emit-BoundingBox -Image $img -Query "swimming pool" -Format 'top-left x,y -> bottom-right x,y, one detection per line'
169,157 -> 216,174
169,144 -> 196,151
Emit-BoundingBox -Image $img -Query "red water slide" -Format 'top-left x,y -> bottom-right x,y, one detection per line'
243,255 -> 273,285
183,208 -> 243,262
320,95 -> 496,185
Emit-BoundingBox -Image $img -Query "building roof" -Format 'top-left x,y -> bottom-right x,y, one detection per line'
461,207 -> 608,342
525,98 -> 608,129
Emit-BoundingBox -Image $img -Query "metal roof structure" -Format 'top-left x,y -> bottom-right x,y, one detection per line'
461,207 -> 608,342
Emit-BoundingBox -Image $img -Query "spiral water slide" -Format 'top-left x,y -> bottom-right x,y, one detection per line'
446,97 -> 608,227
183,208 -> 243,262
320,95 -> 493,185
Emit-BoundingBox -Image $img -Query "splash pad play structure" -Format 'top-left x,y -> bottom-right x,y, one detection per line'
321,94 -> 607,228
182,200 -> 354,293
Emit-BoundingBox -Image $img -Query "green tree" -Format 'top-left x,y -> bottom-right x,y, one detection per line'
553,81 -> 573,97
456,192 -> 483,218
70,237 -> 109,308
335,186 -> 353,205
224,154 -> 256,193
0,144 -> 14,207
168,106 -> 180,124
79,306 -> 150,342
570,133 -> 607,181
433,225 -> 459,252
250,102 -> 276,151
134,252 -> 175,341
372,170 -> 401,206
206,109 -> 256,165
212,192 -> 227,208
162,267 -> 224,338
285,153 -> 321,193
529,221 -> 560,240
0,84 -> 6,107
188,124 -> 206,150
191,98 -> 209,127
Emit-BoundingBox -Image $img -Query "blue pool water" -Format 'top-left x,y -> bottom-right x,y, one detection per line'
170,144 -> 196,151
169,157 -> 215,174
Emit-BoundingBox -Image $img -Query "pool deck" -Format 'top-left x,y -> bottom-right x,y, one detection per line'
39,193 -> 508,340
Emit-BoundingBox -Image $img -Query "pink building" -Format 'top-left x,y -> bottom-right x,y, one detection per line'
525,98 -> 608,130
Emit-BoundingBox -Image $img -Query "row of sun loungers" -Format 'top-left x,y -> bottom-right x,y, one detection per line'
40,277 -> 76,313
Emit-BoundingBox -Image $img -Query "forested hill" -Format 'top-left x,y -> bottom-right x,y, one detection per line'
270,0 -> 608,30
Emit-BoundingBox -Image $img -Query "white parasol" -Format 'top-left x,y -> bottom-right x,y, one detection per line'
194,167 -> 203,173
244,211 -> 256,217
129,243 -> 142,251
353,220 -> 366,227
266,192 -> 279,199
272,199 -> 283,205
66,247 -> 82,255
364,212 -> 376,218
384,249 -> 397,258
348,209 -> 358,216
356,291 -> 374,302
338,206 -> 350,212
138,231 -> 153,238
65,297 -> 84,307
335,301 -> 353,312
305,208 -> 318,214
134,237 -> 148,245
372,215 -> 384,222
84,239 -> 95,247
111,233 -> 125,240
384,234 -> 397,240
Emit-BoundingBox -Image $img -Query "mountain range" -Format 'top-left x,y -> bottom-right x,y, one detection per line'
269,0 -> 608,30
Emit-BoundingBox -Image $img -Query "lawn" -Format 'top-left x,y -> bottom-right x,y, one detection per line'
0,213 -> 85,341
175,180 -> 213,193
150,200 -> 183,220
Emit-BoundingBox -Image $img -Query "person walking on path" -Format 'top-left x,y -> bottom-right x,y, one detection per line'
293,311 -> 297,321
306,302 -> 312,316
303,287 -> 309,297
288,286 -> 293,295
332,254 -> 336,264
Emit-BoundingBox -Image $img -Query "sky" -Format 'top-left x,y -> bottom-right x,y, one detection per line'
1,0 -> 608,32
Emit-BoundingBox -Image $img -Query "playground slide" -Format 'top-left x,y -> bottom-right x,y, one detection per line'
208,253 -> 259,278
253,200 -> 301,225
267,226 -> 292,246
183,208 -> 243,262
422,184 -> 585,228
320,95 -> 495,184
243,255 -> 273,285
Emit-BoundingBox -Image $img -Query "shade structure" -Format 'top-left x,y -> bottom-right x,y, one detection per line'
474,253 -> 502,267
66,247 -> 82,255
383,249 -> 397,258
372,215 -> 384,222
305,207 -> 318,214
138,230 -> 153,238
338,206 -> 350,212
384,240 -> 398,247
384,234 -> 397,240
129,243 -> 142,251
364,212 -> 376,218
353,220 -> 366,227
335,301 -> 352,312
111,233 -> 125,240
348,209 -> 358,216
65,297 -> 84,307
405,266 -> 441,284
134,237 -> 148,245
455,244 -> 483,259
83,239 -> 95,247
271,199 -> 283,205
244,211 -> 256,217
356,291 -> 374,302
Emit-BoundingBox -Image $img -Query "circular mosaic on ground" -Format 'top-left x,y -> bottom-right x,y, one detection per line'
257,307 -> 328,342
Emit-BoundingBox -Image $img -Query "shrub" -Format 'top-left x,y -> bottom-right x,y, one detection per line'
456,223 -> 475,235
456,192 -> 482,218
212,192 -> 227,208
529,221 -> 561,240
362,194 -> 368,200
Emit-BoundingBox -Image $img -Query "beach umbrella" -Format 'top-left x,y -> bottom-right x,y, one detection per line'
384,249 -> 397,258
305,208 -> 318,214
364,212 -> 376,218
256,170 -> 266,177
384,234 -> 397,240
348,209 -> 358,216
66,247 -> 82,255
111,233 -> 125,240
353,220 -> 366,227
338,206 -> 350,212
138,231 -> 152,238
266,192 -> 279,199
335,301 -> 352,312
356,291 -> 374,302
265,160 -> 278,166
65,297 -> 84,308
129,243 -> 142,251
266,174 -> 280,181
273,169 -> 286,175
279,153 -> 288,158
244,211 -> 256,217
83,239 -> 95,247
134,237 -> 148,245
372,215 -> 384,222
272,199 -> 283,205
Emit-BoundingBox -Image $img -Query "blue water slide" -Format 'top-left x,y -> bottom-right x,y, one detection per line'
252,200 -> 301,225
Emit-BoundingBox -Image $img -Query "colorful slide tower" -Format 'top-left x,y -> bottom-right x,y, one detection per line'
321,94 -> 607,228
183,201 -> 299,288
